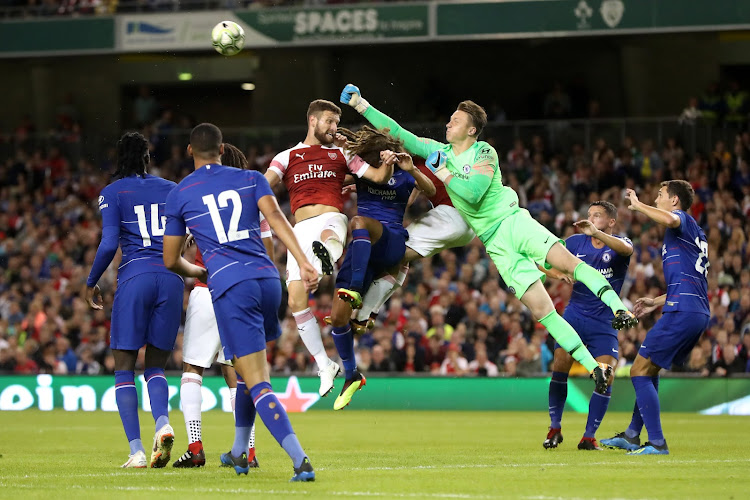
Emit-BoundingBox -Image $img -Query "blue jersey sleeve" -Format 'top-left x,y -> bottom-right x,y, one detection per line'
672,210 -> 688,234
252,171 -> 275,205
164,186 -> 186,237
86,186 -> 122,287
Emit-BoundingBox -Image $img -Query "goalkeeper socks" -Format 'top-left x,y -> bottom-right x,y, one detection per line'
584,385 -> 612,438
144,367 -> 169,431
539,311 -> 598,372
626,376 -> 658,438
548,371 -> 568,429
231,375 -> 257,457
115,370 -> 143,454
573,262 -> 627,314
293,308 -> 330,371
251,381 -> 306,468
632,376 -> 665,446
356,274 -> 397,322
180,373 -> 203,444
349,229 -> 371,292
332,324 -> 357,378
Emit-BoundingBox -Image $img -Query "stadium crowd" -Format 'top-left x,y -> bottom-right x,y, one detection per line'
0,103 -> 749,379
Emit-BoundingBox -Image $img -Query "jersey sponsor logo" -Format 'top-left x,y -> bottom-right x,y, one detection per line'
480,147 -> 491,155
293,164 -> 338,183
602,252 -> 612,263
599,267 -> 613,279
366,185 -> 397,200
328,152 -> 338,160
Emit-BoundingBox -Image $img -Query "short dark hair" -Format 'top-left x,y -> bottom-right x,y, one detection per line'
307,99 -> 341,120
190,123 -> 223,158
114,132 -> 149,178
221,143 -> 250,170
457,100 -> 488,137
661,180 -> 694,211
590,200 -> 618,219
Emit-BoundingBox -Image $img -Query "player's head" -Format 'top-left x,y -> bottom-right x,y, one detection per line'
588,201 -> 618,232
221,143 -> 250,170
114,131 -> 149,178
188,123 -> 224,161
338,125 -> 404,167
657,180 -> 694,211
446,101 -> 487,144
307,99 -> 341,146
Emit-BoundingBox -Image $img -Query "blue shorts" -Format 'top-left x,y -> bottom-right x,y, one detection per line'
336,224 -> 407,291
639,311 -> 709,369
555,310 -> 619,360
212,278 -> 282,360
110,273 -> 183,351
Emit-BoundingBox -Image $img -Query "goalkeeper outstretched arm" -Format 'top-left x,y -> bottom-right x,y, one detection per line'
424,150 -> 495,205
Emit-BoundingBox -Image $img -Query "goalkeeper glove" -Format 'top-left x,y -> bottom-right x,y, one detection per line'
425,150 -> 450,182
340,84 -> 370,114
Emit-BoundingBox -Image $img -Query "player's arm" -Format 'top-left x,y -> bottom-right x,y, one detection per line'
265,150 -> 289,189
359,153 -> 395,184
625,189 -> 681,229
396,152 -> 436,197
264,169 -> 281,189
162,189 -> 208,281
340,84 -> 445,159
259,213 -> 274,260
633,294 -> 667,318
573,220 -> 634,257
85,190 -> 121,310
427,149 -> 495,205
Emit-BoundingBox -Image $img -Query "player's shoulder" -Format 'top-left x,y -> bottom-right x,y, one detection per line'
276,142 -> 308,157
145,173 -> 177,189
566,233 -> 586,247
475,141 -> 498,164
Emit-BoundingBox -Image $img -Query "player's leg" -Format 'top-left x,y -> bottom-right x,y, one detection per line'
330,286 -> 367,410
113,349 -> 146,468
337,215 -> 384,308
545,243 -> 637,329
219,362 -> 259,468
544,347 -> 573,449
312,213 -> 348,275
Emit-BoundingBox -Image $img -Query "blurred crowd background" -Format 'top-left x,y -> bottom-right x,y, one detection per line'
1,78 -> 749,378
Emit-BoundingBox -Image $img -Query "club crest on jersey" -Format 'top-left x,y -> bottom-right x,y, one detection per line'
387,177 -> 397,186
602,252 -> 611,262
328,152 -> 338,160
463,165 -> 471,174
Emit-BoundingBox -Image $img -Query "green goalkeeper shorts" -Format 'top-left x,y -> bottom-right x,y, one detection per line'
485,209 -> 563,299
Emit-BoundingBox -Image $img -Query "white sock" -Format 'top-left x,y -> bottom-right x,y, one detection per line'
230,386 -> 237,414
249,424 -> 255,450
293,308 -> 330,370
180,373 -> 203,444
323,236 -> 344,262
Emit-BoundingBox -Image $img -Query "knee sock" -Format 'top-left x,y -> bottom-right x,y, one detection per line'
349,229 -> 371,292
332,324 -> 357,379
180,373 -> 203,446
632,376 -> 665,446
584,385 -> 612,438
573,262 -> 627,314
144,367 -> 169,431
251,381 -> 307,468
115,370 -> 143,455
626,376 -> 658,438
548,371 -> 568,429
539,311 -> 598,372
231,376 -> 257,458
293,307 -> 330,371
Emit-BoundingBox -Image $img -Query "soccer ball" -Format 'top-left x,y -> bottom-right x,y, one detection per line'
212,21 -> 245,56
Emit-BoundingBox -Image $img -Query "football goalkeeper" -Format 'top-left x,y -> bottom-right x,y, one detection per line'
340,84 -> 638,392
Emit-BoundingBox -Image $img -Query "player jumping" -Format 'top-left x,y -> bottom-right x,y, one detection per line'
85,132 -> 183,468
601,181 -> 709,455
265,99 -> 392,397
542,201 -> 633,451
340,84 -> 639,392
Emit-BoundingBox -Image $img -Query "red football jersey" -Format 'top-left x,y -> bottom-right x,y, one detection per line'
194,249 -> 208,288
415,157 -> 453,208
268,143 -> 368,214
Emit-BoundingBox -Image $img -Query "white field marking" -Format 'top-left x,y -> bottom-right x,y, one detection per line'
523,497 -> 655,500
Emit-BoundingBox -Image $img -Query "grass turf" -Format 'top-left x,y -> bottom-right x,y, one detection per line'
0,409 -> 747,499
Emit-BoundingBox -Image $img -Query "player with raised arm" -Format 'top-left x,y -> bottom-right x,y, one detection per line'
173,143 -> 272,469
340,84 -> 639,393
265,99 -> 392,397
85,132 -> 183,469
542,201 -> 633,451
330,126 -> 435,410
163,123 -> 317,481
601,181 -> 710,455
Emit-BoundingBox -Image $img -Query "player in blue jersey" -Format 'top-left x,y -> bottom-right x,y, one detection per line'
601,180 -> 710,455
85,132 -> 184,469
541,201 -> 633,451
330,126 -> 436,410
163,123 -> 318,481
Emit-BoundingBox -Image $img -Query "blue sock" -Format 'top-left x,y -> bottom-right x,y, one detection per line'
632,376 -> 665,446
144,367 -> 169,431
332,324 -> 357,379
251,382 -> 307,468
584,385 -> 611,438
548,371 -> 568,429
231,376 -> 256,457
349,229 -> 371,292
115,370 -> 143,454
626,376 -> 658,438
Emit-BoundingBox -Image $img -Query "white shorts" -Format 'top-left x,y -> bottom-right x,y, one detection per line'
407,204 -> 476,257
286,212 -> 348,284
182,287 -> 230,368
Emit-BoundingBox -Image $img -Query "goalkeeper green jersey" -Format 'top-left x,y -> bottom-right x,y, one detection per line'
363,106 -> 520,243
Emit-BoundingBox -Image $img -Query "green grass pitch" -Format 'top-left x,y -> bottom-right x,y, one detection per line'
1,409 -> 748,499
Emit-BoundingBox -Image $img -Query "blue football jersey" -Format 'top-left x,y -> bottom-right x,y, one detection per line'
355,167 -> 415,237
98,174 -> 177,284
662,210 -> 709,315
565,233 -> 631,323
164,164 -> 277,299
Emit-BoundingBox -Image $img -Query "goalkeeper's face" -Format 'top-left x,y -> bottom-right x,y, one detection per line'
445,110 -> 475,144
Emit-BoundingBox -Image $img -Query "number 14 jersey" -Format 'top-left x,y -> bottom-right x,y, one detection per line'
662,210 -> 709,316
165,164 -> 277,299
